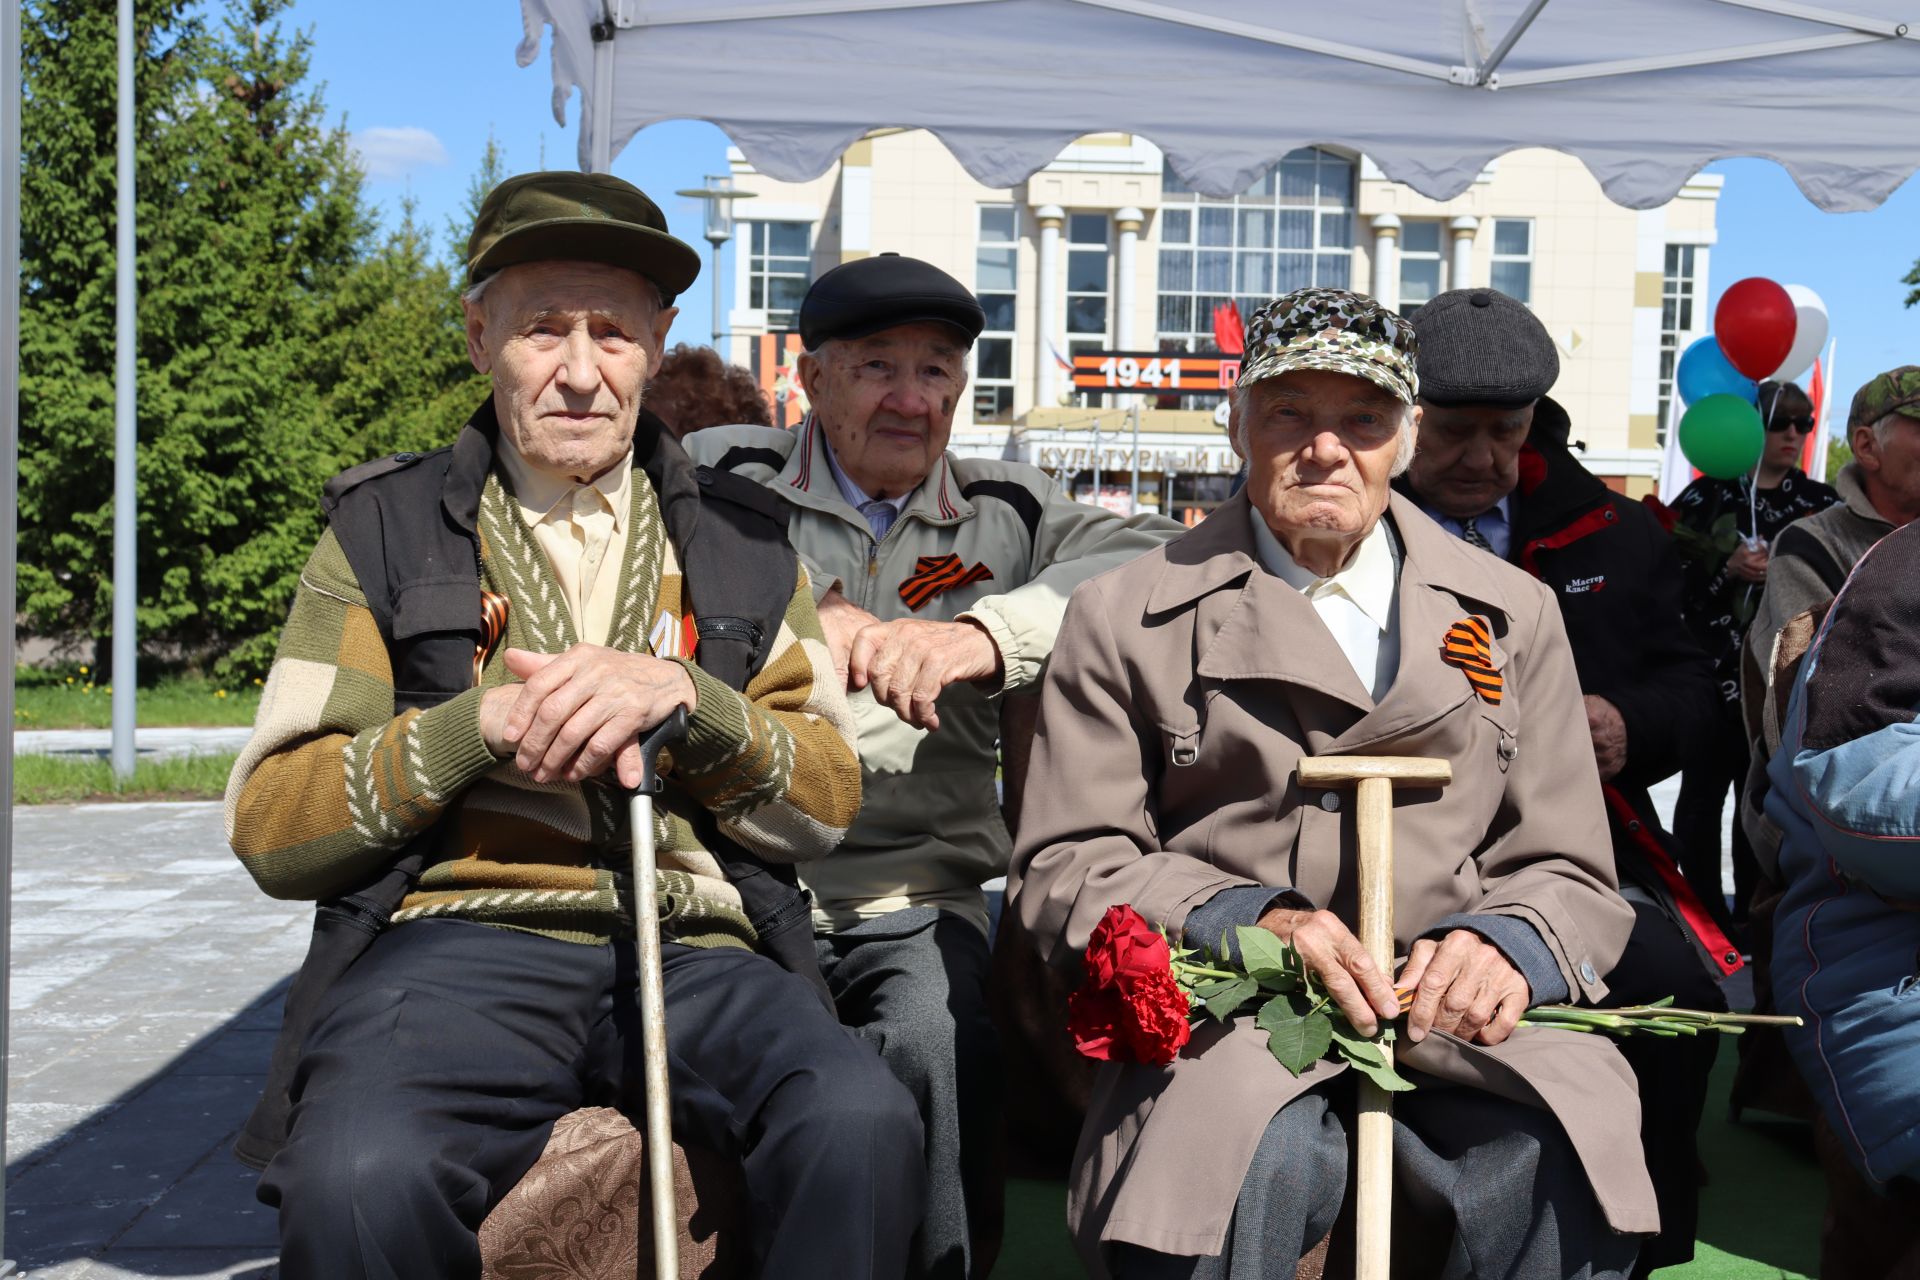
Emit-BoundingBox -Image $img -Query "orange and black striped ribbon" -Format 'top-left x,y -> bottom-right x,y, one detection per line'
898,554 -> 995,612
475,590 -> 510,683
1439,615 -> 1503,705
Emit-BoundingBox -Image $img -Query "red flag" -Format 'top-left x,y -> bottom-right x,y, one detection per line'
1212,302 -> 1245,355
1802,357 -> 1825,473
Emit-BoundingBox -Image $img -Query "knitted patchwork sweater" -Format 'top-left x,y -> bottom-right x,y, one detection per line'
225,463 -> 861,949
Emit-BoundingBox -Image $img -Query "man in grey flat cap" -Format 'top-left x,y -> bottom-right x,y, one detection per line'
1399,286 -> 1730,1274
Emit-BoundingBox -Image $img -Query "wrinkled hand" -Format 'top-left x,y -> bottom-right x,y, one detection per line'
1255,906 -> 1402,1038
1396,928 -> 1531,1047
482,645 -> 697,788
817,587 -> 882,687
1727,539 -> 1769,583
849,618 -> 1004,732
1584,694 -> 1628,781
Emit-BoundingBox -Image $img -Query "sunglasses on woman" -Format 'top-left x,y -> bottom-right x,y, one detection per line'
1767,414 -> 1816,435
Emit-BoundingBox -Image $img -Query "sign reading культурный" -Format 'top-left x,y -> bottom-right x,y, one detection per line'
1071,350 -> 1239,397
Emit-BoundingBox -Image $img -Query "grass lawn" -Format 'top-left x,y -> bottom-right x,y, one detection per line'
994,1049 -> 1821,1278
13,673 -> 261,729
12,750 -> 238,805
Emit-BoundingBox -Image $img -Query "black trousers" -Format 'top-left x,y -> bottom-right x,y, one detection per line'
1673,701 -> 1758,928
1605,894 -> 1725,1276
260,918 -> 926,1280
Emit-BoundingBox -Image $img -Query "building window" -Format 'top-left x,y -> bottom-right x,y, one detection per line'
1066,213 -> 1111,350
1399,222 -> 1443,316
1156,147 -> 1355,355
974,206 -> 1018,425
747,221 -> 812,329
1491,218 -> 1533,304
1657,244 -> 1700,439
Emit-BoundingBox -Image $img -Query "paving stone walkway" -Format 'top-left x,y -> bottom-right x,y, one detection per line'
5,801 -> 305,1278
11,730 -> 253,764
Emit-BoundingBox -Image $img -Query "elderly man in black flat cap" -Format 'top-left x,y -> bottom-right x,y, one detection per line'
1398,287 -> 1732,1275
687,253 -> 1182,1278
229,172 -> 923,1279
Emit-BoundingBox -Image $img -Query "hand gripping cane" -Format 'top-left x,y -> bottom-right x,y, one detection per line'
631,705 -> 690,1280
1295,755 -> 1451,1280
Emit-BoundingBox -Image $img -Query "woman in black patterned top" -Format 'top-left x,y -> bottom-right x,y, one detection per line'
1668,381 -> 1839,929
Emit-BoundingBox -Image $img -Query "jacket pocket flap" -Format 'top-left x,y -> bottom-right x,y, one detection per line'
391,579 -> 479,640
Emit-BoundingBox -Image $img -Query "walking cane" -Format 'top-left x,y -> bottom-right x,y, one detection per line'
1295,755 -> 1452,1280
631,705 -> 690,1280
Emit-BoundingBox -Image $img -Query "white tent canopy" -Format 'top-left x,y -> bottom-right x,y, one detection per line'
518,0 -> 1920,211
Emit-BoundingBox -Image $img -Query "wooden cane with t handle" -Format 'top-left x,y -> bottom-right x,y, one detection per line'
631,705 -> 690,1280
1296,755 -> 1452,1280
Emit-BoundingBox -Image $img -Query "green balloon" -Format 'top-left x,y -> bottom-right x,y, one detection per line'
1679,394 -> 1765,480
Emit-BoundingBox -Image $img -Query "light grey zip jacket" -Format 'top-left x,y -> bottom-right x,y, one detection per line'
685,416 -> 1183,934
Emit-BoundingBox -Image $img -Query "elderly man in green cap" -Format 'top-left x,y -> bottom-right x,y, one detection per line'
226,172 -> 921,1279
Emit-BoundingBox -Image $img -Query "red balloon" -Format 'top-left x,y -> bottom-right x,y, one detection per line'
1715,278 -> 1798,380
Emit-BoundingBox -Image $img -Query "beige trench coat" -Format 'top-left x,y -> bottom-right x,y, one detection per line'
1009,491 -> 1658,1268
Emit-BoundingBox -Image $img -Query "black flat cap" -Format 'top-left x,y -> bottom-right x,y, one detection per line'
1413,288 -> 1560,407
466,171 -> 701,303
798,253 -> 985,350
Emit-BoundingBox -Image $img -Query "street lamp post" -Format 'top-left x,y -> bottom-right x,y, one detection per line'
674,175 -> 755,354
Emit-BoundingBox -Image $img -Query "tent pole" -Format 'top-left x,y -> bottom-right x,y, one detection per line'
1473,0 -> 1550,84
0,0 -> 21,1266
110,0 -> 137,780
588,6 -> 616,173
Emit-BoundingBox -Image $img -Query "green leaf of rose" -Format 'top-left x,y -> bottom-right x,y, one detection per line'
1328,1022 -> 1389,1068
1201,976 -> 1259,1022
1236,927 -> 1296,982
1342,1047 -> 1419,1093
1258,996 -> 1332,1076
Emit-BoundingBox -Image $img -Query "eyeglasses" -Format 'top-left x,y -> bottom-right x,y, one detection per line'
1766,414 -> 1816,435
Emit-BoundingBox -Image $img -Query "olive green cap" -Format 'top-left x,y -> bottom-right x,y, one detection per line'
464,171 -> 702,302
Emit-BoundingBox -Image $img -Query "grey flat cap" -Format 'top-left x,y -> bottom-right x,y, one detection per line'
1413,288 -> 1559,407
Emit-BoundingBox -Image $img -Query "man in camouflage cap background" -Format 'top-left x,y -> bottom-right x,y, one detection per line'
1739,364 -> 1920,949
1009,286 -> 1652,1278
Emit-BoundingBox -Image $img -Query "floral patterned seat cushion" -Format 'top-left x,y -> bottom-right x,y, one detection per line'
478,1107 -> 749,1280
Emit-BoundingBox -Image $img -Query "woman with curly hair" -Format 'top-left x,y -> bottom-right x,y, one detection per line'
646,343 -> 774,438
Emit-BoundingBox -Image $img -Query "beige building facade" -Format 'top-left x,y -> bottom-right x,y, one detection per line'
725,133 -> 1721,519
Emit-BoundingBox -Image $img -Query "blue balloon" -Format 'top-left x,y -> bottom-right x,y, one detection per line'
1676,336 -> 1758,407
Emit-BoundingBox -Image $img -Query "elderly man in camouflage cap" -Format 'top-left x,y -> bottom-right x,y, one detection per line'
1009,288 -> 1654,1279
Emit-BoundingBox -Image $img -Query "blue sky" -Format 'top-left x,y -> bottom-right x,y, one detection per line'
281,2 -> 1919,397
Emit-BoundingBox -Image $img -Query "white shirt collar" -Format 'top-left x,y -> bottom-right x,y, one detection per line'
1247,507 -> 1398,635
822,435 -> 913,515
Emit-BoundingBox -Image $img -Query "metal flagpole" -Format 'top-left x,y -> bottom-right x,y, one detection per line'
0,0 -> 21,1258
1128,399 -> 1142,515
110,0 -> 138,780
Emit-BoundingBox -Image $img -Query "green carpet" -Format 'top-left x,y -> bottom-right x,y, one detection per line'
993,1049 -> 1822,1278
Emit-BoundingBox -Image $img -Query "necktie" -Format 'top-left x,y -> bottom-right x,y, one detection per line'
860,499 -> 900,541
1461,514 -> 1493,553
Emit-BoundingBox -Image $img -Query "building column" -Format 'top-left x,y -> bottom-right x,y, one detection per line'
1370,214 -> 1401,312
1036,204 -> 1064,407
1449,215 -> 1479,292
1115,206 -> 1143,349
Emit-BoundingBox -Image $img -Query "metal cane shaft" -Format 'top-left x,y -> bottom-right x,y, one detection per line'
1354,774 -> 1395,1280
629,790 -> 679,1280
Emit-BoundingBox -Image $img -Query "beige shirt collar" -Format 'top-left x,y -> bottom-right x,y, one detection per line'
494,430 -> 632,532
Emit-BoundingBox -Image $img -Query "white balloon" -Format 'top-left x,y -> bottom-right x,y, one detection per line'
1767,284 -> 1830,383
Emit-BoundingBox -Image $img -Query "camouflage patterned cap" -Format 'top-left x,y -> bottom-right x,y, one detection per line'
1237,287 -> 1419,404
1849,366 -> 1920,428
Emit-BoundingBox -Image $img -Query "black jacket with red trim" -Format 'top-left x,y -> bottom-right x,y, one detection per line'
1400,397 -> 1742,981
